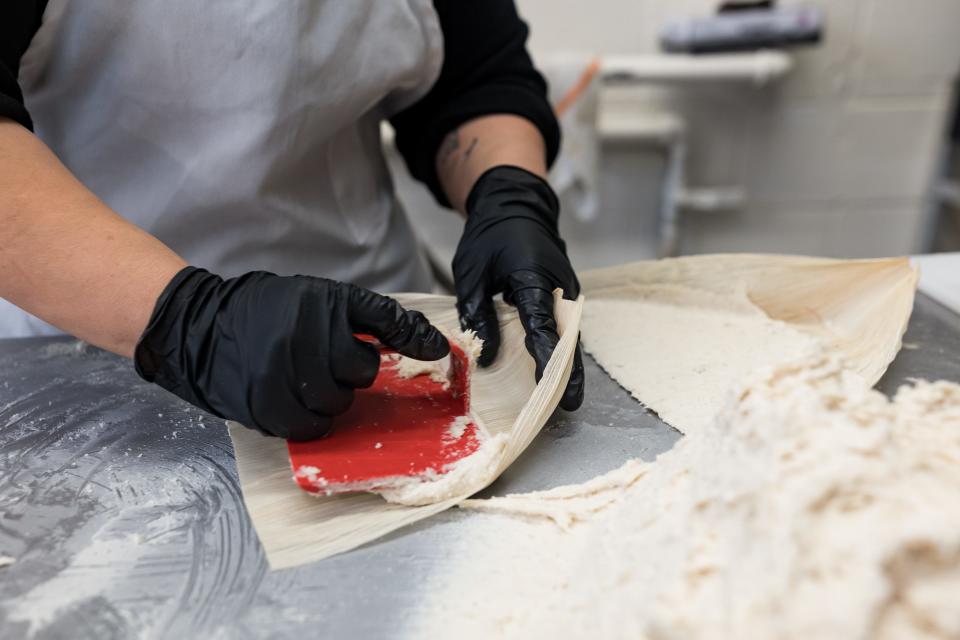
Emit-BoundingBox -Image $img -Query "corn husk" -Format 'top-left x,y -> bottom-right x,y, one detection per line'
579,254 -> 918,435
228,291 -> 583,569
230,254 -> 916,568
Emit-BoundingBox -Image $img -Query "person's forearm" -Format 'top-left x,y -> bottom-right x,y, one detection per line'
436,114 -> 547,214
0,118 -> 187,357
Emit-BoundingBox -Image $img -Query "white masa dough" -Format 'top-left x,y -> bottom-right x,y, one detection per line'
415,356 -> 960,639
577,254 -> 918,434
582,285 -> 821,434
376,433 -> 509,507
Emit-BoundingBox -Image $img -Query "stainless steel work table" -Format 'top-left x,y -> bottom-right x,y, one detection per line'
1,293 -> 958,639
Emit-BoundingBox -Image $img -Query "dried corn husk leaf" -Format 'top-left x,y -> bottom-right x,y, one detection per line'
228,291 -> 583,569
579,254 -> 918,435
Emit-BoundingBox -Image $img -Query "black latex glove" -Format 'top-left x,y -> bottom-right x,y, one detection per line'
134,268 -> 450,441
453,165 -> 584,411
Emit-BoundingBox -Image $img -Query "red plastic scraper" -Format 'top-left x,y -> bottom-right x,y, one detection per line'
287,337 -> 481,496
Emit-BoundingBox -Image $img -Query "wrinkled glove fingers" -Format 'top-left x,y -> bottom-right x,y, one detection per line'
251,362 -> 341,440
560,340 -> 585,411
295,351 -> 357,417
260,349 -> 346,439
457,290 -> 502,368
511,280 -> 585,411
346,286 -> 449,361
511,285 -> 561,382
330,323 -> 382,390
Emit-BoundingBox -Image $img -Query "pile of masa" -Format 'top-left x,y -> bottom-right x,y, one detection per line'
411,255 -> 960,640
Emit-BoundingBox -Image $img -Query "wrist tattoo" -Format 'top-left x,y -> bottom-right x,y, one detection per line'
439,129 -> 480,169
439,130 -> 461,164
463,137 -> 478,160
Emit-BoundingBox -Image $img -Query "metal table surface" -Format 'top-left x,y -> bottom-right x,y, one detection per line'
1,294 -> 958,639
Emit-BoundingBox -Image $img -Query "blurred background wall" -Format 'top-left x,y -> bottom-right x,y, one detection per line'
390,0 -> 960,273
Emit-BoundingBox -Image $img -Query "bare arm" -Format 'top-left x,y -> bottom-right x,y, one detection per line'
0,117 -> 187,357
435,114 -> 547,213
393,1 -> 584,409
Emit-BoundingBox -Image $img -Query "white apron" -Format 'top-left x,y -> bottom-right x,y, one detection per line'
2,0 -> 443,337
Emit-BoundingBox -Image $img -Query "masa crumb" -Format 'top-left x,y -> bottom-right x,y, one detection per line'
394,357 -> 450,389
393,329 -> 483,391
445,415 -> 471,442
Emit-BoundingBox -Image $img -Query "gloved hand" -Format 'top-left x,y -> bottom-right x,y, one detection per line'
134,268 -> 450,441
453,165 -> 584,411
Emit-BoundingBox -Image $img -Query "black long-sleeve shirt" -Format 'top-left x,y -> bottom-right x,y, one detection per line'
0,0 -> 559,207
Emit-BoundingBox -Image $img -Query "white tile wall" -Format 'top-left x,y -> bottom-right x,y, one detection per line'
679,201 -> 924,258
518,0 -> 959,259
854,0 -> 960,97
519,0 -> 656,56
834,97 -> 948,200
825,202 -> 927,258
773,0 -> 864,100
678,206 -> 836,256
390,0 -> 959,265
